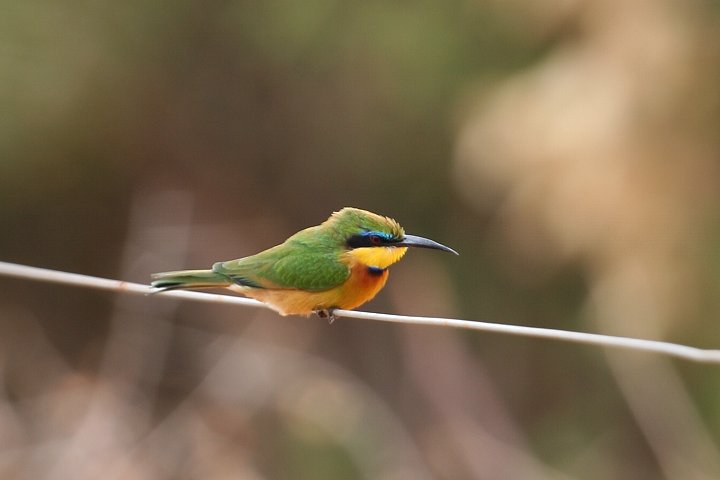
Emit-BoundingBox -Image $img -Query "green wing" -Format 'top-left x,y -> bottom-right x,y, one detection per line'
213,243 -> 349,291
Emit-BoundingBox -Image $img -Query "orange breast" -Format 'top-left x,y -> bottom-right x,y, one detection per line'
335,263 -> 389,310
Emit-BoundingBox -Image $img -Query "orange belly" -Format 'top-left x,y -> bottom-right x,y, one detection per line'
229,264 -> 389,316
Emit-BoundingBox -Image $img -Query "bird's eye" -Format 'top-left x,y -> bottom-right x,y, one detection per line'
370,234 -> 382,245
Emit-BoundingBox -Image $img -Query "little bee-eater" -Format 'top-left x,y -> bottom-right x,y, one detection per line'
151,207 -> 457,317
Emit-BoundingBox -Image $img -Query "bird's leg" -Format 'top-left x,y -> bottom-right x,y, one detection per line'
315,308 -> 337,324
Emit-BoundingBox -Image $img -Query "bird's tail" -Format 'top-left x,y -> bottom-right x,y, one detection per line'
150,269 -> 231,292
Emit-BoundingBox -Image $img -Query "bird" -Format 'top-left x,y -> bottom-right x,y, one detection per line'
150,207 -> 457,319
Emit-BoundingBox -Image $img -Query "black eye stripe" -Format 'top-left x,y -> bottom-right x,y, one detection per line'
347,232 -> 399,248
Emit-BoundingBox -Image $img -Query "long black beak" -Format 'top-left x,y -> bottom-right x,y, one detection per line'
396,234 -> 459,255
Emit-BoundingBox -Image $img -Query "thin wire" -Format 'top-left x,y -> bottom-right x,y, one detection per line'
1,260 -> 719,364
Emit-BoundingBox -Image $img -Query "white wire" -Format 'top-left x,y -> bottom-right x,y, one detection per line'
1,260 -> 719,364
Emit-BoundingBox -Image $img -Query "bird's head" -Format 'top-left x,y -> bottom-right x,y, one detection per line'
327,207 -> 458,270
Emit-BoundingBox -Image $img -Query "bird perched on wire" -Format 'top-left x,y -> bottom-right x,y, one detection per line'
150,207 -> 457,319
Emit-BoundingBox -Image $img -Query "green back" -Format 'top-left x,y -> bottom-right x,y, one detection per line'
213,226 -> 347,291
212,208 -> 403,291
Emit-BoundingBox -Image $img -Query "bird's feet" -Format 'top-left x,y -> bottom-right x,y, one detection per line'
315,308 -> 337,324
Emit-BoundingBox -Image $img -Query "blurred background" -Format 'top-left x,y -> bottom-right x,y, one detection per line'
2,0 -> 720,478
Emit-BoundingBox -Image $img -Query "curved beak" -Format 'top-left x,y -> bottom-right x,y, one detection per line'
396,234 -> 459,255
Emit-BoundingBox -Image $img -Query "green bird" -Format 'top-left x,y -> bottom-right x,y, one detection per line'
151,207 -> 457,317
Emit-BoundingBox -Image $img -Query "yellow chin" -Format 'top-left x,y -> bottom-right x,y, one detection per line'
345,246 -> 408,269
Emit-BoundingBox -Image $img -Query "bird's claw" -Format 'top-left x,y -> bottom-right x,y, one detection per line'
316,308 -> 337,324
